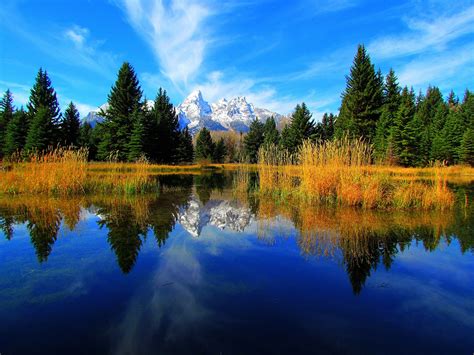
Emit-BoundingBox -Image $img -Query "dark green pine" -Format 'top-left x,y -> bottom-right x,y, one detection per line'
98,62 -> 143,161
61,102 -> 81,147
0,89 -> 15,157
244,118 -> 265,163
127,110 -> 146,162
213,137 -> 227,163
263,116 -> 280,146
195,127 -> 215,161
3,108 -> 29,156
25,69 -> 62,149
335,44 -> 383,141
176,126 -> 194,163
281,102 -> 315,154
459,128 -> 474,166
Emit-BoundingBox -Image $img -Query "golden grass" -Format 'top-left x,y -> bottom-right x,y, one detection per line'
255,138 -> 473,210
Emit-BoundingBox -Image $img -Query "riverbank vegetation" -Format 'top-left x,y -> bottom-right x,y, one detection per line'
0,44 -> 473,209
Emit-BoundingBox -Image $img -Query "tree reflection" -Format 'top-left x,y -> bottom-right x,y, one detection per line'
0,172 -> 472,290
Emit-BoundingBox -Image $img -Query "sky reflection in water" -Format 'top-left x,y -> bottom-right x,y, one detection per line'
0,173 -> 473,354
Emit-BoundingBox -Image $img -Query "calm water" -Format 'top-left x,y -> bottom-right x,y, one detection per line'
0,173 -> 473,355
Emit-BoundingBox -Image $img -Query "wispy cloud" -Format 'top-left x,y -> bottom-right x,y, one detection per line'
0,4 -> 118,78
120,0 -> 212,91
368,6 -> 474,59
397,44 -> 474,89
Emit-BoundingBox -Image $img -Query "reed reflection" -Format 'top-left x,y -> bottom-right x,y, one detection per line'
0,173 -> 472,293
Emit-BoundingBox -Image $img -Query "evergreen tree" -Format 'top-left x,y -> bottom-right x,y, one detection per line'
263,116 -> 280,146
127,110 -> 146,162
98,62 -> 143,161
195,128 -> 215,161
79,122 -> 98,160
176,126 -> 194,163
244,118 -> 265,163
25,69 -> 61,149
414,86 -> 445,165
25,107 -> 52,152
442,108 -> 467,164
281,103 -> 315,153
150,88 -> 180,163
213,137 -> 227,163
374,69 -> 400,161
0,89 -> 14,157
459,128 -> 474,166
335,45 -> 383,141
61,102 -> 81,146
392,87 -> 418,166
3,108 -> 29,156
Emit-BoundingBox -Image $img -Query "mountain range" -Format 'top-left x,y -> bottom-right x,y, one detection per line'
82,90 -> 282,134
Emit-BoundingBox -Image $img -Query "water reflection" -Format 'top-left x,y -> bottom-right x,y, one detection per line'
0,173 -> 472,294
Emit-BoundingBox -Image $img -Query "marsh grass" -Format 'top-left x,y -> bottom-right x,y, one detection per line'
254,138 -> 472,210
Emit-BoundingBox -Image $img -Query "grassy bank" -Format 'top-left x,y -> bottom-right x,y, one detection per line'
253,138 -> 474,210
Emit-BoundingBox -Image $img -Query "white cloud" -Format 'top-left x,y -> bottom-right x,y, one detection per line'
64,25 -> 89,47
120,0 -> 211,91
369,6 -> 474,59
397,44 -> 474,89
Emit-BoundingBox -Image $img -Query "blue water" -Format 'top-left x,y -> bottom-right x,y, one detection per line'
0,175 -> 473,354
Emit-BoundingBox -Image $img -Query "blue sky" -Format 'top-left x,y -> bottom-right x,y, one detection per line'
0,0 -> 473,119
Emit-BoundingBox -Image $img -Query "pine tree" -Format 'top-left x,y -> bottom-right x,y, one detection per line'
281,103 -> 315,154
127,110 -> 146,162
414,86 -> 445,165
0,89 -> 14,157
3,108 -> 29,156
25,69 -> 61,149
374,69 -> 400,161
150,88 -> 180,163
244,118 -> 265,163
392,87 -> 418,166
195,128 -> 214,162
335,45 -> 383,141
263,116 -> 280,146
213,137 -> 227,163
459,128 -> 474,166
79,122 -> 98,160
61,102 -> 81,146
176,127 -> 194,163
25,107 -> 52,152
98,62 -> 143,161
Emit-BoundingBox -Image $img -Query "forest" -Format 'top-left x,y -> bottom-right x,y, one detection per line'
0,44 -> 473,167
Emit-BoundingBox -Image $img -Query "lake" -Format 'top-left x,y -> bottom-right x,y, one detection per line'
0,172 -> 473,354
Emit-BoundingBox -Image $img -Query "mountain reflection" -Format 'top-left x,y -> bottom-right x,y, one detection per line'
0,173 -> 472,293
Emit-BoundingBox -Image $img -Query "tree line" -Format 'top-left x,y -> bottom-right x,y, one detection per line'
241,45 -> 473,166
1,45 -> 473,166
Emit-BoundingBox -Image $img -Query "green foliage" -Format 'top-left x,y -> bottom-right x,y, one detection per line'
315,113 -> 335,141
195,128 -> 215,161
98,62 -> 143,161
263,116 -> 280,146
25,107 -> 55,152
213,137 -> 227,163
3,108 -> 29,156
25,69 -> 61,149
127,110 -> 146,162
391,87 -> 419,166
176,127 -> 194,163
244,118 -> 265,163
61,102 -> 81,146
459,128 -> 474,166
374,69 -> 400,161
0,89 -> 14,157
79,122 -> 98,160
335,45 -> 383,141
281,103 -> 315,153
150,88 -> 180,163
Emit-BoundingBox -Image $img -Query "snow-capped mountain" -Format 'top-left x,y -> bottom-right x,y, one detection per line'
82,90 -> 281,133
179,195 -> 253,237
178,90 -> 282,133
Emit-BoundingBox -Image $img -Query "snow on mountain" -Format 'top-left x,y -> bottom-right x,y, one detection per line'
178,90 -> 282,133
82,91 -> 281,133
179,194 -> 253,237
